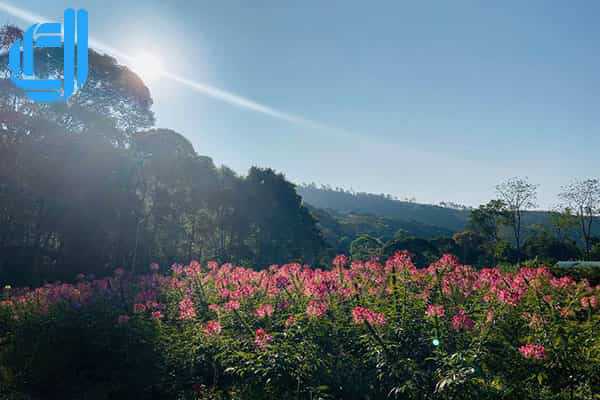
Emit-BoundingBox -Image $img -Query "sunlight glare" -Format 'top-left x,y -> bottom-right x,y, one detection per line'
130,51 -> 164,83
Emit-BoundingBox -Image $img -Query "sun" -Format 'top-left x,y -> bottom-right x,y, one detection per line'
130,51 -> 164,83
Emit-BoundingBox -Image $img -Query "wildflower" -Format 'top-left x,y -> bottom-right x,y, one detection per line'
254,328 -> 272,349
150,262 -> 160,272
425,304 -> 445,318
117,315 -> 130,325
151,311 -> 163,320
133,303 -> 146,313
451,308 -> 474,331
306,300 -> 328,318
178,297 -> 196,320
224,300 -> 240,311
208,304 -> 220,313
332,254 -> 348,269
590,296 -> 598,309
581,296 -> 590,309
255,303 -> 274,319
352,306 -> 386,327
550,276 -> 574,289
519,343 -> 546,360
203,320 -> 222,336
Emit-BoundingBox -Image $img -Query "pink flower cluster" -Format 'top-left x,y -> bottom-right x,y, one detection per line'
451,308 -> 475,331
425,304 -> 445,318
254,328 -> 272,349
519,343 -> 546,360
352,306 -> 386,327
255,303 -> 274,319
306,300 -> 328,318
203,320 -> 222,336
178,296 -> 196,320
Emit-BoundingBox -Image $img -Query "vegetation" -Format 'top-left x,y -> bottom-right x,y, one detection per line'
0,28 -> 326,287
1,253 -> 598,399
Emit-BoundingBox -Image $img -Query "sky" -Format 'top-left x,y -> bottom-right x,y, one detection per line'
2,1 -> 599,209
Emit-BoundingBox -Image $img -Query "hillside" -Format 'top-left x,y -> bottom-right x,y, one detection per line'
298,184 -> 471,232
297,184 -> 598,238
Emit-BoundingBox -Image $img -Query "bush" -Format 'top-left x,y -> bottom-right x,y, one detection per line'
0,253 -> 599,399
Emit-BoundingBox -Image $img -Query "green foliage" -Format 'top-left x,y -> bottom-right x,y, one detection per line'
1,253 -> 598,399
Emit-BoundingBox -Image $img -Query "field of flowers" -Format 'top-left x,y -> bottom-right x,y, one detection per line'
1,252 -> 599,399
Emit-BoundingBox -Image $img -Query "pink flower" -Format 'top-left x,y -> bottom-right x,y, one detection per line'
150,262 -> 160,272
332,254 -> 348,268
519,343 -> 546,360
590,296 -> 598,309
151,311 -> 163,320
133,303 -> 146,314
306,300 -> 328,318
425,304 -> 445,318
203,320 -> 222,336
581,296 -> 590,309
208,304 -> 220,313
255,303 -> 274,319
117,315 -> 130,325
178,297 -> 196,320
550,276 -> 574,289
352,306 -> 386,326
451,308 -> 474,331
224,300 -> 240,311
254,328 -> 272,349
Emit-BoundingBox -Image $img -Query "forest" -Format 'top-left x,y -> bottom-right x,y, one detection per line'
0,26 -> 326,286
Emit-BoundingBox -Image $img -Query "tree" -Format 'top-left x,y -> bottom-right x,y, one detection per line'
559,179 -> 600,260
523,225 -> 580,263
382,236 -> 438,267
469,200 -> 509,241
349,235 -> 383,261
548,207 -> 578,243
452,230 -> 485,265
495,177 -> 538,263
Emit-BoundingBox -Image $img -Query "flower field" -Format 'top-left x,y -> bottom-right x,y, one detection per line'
1,252 -> 599,399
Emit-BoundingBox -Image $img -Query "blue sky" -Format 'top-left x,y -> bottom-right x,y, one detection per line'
2,1 -> 599,208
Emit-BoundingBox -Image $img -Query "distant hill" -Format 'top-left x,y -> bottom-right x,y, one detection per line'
298,184 -> 470,232
297,184 -> 599,240
306,205 -> 453,253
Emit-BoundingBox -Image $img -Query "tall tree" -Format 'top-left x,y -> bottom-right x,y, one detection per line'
559,179 -> 600,260
495,177 -> 538,263
548,207 -> 578,243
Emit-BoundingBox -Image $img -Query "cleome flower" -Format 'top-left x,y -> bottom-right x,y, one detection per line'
518,343 -> 546,360
254,328 -> 272,349
178,296 -> 196,320
352,306 -> 386,327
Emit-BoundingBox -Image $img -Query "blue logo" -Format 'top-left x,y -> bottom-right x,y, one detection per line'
8,9 -> 88,103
